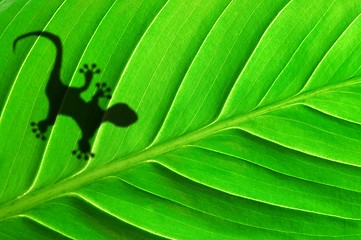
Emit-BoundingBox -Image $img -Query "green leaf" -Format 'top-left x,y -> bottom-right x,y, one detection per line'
1,0 -> 361,238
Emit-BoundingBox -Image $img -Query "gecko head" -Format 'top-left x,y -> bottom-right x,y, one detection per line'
103,103 -> 138,127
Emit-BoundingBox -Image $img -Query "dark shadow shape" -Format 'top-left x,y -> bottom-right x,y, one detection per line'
14,31 -> 138,160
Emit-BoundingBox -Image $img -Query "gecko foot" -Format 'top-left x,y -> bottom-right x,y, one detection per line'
30,122 -> 46,140
72,149 -> 95,160
95,82 -> 112,99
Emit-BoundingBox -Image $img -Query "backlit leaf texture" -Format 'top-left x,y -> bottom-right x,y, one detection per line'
1,0 -> 361,239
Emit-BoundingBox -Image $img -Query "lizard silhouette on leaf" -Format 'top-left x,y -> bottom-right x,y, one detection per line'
13,31 -> 138,160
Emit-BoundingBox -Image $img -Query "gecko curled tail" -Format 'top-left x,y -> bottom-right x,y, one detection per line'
13,31 -> 63,81
14,31 -> 62,52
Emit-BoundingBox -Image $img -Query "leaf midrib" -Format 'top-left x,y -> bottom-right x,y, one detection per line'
0,75 -> 360,221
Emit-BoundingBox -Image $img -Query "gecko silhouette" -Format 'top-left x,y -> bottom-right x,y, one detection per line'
13,31 -> 138,160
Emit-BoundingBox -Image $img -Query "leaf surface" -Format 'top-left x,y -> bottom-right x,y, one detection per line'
1,0 -> 361,239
